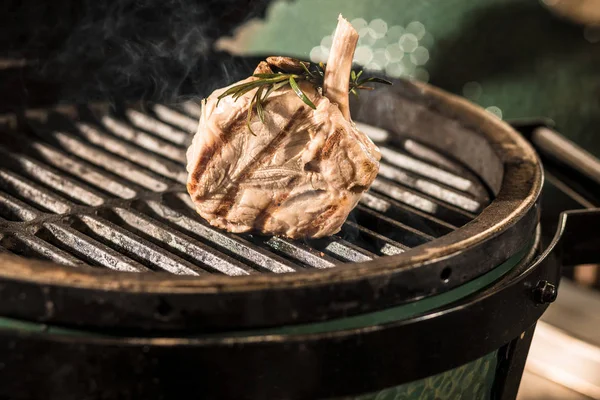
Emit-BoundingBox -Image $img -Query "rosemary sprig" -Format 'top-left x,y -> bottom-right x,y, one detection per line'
216,60 -> 391,134
288,75 -> 317,109
349,73 -> 391,96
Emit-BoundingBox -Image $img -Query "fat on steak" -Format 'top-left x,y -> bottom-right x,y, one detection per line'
186,16 -> 381,238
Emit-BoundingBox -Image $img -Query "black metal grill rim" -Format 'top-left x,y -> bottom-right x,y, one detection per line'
0,79 -> 542,332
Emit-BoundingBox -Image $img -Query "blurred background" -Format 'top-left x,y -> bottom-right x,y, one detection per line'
2,0 -> 600,398
3,0 -> 599,159
216,0 -> 600,160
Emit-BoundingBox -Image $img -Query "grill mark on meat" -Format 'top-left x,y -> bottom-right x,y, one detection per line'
304,203 -> 340,237
213,107 -> 310,218
362,160 -> 374,173
188,112 -> 247,198
360,160 -> 377,180
320,128 -> 344,159
303,160 -> 320,172
253,192 -> 291,232
186,19 -> 381,239
349,184 -> 369,193
348,156 -> 358,188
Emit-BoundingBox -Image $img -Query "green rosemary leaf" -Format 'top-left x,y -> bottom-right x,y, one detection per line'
246,92 -> 257,136
300,62 -> 316,79
262,76 -> 294,84
218,61 -> 390,124
255,86 -> 266,123
219,80 -> 257,96
289,76 -> 316,109
220,76 -> 290,103
246,120 -> 256,136
231,80 -> 275,100
357,77 -> 393,86
262,81 -> 288,103
253,73 -> 287,79
217,81 -> 257,105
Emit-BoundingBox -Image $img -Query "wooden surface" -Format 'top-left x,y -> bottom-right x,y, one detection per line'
518,371 -> 592,400
517,279 -> 600,399
542,278 -> 600,347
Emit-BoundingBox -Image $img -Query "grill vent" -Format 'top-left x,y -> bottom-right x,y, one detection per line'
0,103 -> 491,276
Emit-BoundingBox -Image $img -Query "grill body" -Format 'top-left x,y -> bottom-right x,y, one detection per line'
0,78 -> 553,400
0,239 -> 543,399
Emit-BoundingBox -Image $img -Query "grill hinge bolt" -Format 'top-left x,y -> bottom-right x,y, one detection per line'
534,280 -> 557,304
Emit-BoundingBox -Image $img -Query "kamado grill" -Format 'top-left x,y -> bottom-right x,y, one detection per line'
0,76 -> 598,400
1,9 -> 600,399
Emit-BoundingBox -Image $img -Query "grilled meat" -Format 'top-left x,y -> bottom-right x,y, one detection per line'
186,15 -> 381,238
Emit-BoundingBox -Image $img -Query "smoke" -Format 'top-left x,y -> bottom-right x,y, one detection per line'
5,0 -> 271,105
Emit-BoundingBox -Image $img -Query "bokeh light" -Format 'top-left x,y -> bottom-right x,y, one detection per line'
310,18 -> 434,82
485,106 -> 503,119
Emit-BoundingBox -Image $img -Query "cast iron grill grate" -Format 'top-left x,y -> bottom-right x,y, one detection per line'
0,102 -> 491,275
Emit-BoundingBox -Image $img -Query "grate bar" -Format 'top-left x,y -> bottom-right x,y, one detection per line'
380,242 -> 406,256
152,104 -> 198,134
139,199 -> 298,273
1,233 -> 88,268
341,221 -> 407,256
403,139 -> 468,176
379,146 -> 474,192
263,236 -> 338,269
125,109 -> 189,146
0,191 -> 39,221
74,215 -> 208,275
0,148 -> 106,207
371,178 -> 440,215
107,207 -> 255,276
48,130 -> 169,192
354,205 -> 434,247
370,178 -> 473,226
355,122 -> 389,142
99,115 -> 187,163
415,179 -> 481,212
360,192 -> 393,213
400,138 -> 491,201
38,223 -> 151,272
377,162 -> 481,212
27,141 -> 138,199
360,192 -> 455,237
180,101 -> 202,119
0,169 -> 72,214
319,237 -> 375,262
77,122 -> 187,184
